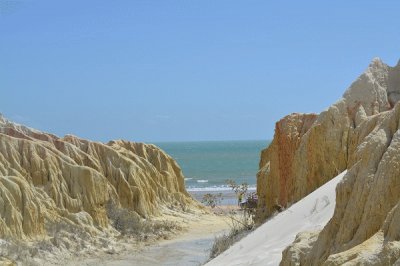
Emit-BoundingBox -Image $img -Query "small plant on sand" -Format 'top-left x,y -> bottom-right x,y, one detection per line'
225,179 -> 249,198
208,210 -> 255,259
201,193 -> 223,208
207,180 -> 258,260
225,179 -> 258,219
106,201 -> 142,235
225,179 -> 249,207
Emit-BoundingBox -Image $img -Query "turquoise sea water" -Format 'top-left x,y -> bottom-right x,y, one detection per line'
155,140 -> 269,191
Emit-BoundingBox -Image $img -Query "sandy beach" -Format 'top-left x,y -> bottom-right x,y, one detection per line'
189,191 -> 238,206
60,207 -> 236,266
28,191 -> 242,266
189,189 -> 256,206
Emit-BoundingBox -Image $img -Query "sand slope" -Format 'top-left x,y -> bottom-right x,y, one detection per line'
207,171 -> 346,266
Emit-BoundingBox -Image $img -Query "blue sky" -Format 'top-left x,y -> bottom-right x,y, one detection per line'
1,1 -> 399,142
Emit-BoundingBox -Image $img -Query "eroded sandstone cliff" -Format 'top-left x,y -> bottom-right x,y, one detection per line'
282,93 -> 400,265
0,115 -> 198,241
257,58 -> 400,264
257,58 -> 400,221
257,113 -> 318,218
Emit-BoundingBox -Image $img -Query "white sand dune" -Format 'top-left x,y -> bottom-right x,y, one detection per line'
206,171 -> 347,266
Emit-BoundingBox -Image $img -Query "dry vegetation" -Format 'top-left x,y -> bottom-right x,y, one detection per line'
0,202 -> 183,265
209,210 -> 255,260
206,180 -> 259,260
106,201 -> 181,240
208,204 -> 284,261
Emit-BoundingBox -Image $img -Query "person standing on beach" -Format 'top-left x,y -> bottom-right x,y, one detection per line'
238,193 -> 243,206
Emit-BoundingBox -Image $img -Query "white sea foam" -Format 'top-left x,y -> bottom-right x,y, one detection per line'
186,186 -> 256,192
196,179 -> 209,183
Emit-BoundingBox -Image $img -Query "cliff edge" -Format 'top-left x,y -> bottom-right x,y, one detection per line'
257,58 -> 400,264
0,115 -> 200,261
257,58 -> 400,221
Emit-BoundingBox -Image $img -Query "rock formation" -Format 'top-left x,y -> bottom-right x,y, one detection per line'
257,58 -> 400,264
257,113 -> 318,218
282,101 -> 400,265
0,114 -> 198,241
257,58 -> 399,221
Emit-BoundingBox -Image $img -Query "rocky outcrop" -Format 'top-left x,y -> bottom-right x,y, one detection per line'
263,58 -> 400,264
0,115 -> 197,240
257,113 -> 318,218
257,58 -> 400,221
281,99 -> 400,265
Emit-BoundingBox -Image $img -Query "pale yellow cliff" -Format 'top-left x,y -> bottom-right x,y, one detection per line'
0,115 -> 198,241
281,99 -> 400,265
257,58 -> 400,264
257,58 -> 400,222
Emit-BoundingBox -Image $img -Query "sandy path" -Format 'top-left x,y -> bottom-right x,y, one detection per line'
72,212 -> 232,266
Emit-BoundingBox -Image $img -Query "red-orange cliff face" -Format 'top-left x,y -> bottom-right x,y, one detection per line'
275,113 -> 318,205
257,113 -> 317,218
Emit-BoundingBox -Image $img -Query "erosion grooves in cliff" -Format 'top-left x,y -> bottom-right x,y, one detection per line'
0,114 -> 199,240
257,58 -> 400,264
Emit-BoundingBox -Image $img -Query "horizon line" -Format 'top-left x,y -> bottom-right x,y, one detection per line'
151,139 -> 271,144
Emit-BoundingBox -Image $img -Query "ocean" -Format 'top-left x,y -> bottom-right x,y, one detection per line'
155,140 -> 269,192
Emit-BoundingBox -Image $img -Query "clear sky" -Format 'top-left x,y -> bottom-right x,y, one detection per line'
1,1 -> 399,142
